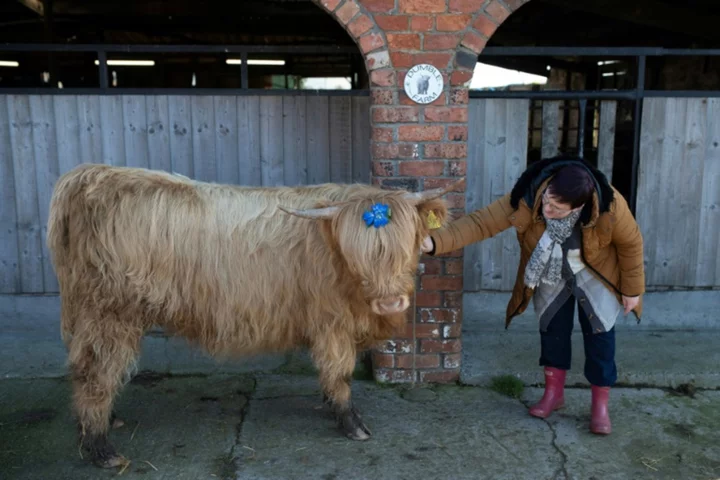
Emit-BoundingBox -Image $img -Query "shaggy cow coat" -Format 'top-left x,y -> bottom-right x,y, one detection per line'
47,163 -> 453,468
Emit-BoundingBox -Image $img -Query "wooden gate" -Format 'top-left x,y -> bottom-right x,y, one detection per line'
0,94 -> 371,294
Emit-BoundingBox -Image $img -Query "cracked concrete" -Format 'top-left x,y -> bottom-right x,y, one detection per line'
514,396 -> 570,480
2,374 -> 719,480
546,417 -> 570,480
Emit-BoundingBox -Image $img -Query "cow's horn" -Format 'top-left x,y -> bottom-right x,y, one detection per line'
277,205 -> 339,219
402,177 -> 465,203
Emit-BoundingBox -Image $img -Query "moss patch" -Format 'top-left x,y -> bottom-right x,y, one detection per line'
489,375 -> 525,399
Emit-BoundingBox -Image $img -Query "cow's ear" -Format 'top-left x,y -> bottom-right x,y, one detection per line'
416,198 -> 449,231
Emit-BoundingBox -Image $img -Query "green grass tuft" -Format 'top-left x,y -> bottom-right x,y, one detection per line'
489,375 -> 525,399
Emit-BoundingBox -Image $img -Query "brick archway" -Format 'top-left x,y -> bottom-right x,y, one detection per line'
313,0 -> 536,384
310,0 -> 395,83
455,1 -> 532,82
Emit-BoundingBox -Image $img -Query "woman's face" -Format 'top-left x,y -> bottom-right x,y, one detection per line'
542,189 -> 582,220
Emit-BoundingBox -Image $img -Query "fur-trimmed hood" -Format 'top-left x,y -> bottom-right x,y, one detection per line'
509,155 -> 614,225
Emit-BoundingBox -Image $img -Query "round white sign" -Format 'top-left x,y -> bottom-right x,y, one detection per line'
403,64 -> 444,104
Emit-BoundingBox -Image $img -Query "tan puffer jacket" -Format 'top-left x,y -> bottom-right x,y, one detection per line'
429,157 -> 645,328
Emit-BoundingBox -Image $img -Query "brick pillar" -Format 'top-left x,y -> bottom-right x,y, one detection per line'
369,54 -> 468,385
314,0 -> 531,384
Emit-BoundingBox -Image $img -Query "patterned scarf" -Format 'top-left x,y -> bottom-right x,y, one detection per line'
524,208 -> 582,289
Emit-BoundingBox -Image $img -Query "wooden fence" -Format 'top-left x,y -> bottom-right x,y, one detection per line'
464,98 -> 529,292
637,97 -> 720,288
2,94 -> 716,295
464,97 -> 719,291
0,94 -> 371,294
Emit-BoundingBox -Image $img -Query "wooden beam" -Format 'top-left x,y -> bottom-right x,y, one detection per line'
35,0 -> 324,17
17,0 -> 43,15
544,0 -> 720,42
492,14 -> 690,49
479,54 -> 593,76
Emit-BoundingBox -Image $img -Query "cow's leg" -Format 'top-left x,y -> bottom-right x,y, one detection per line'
311,334 -> 371,441
67,310 -> 142,468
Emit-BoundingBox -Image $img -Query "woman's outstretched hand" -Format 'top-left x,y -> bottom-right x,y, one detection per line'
421,236 -> 434,253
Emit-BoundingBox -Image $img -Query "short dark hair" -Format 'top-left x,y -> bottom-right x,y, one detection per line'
547,165 -> 595,209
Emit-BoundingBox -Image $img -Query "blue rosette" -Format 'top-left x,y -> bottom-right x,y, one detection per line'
362,203 -> 392,228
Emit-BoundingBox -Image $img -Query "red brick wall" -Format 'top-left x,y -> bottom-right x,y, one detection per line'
313,0 -> 532,383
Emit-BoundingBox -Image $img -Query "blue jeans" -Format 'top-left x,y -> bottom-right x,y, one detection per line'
539,294 -> 617,386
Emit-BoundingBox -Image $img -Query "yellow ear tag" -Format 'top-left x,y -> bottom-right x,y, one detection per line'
427,210 -> 442,229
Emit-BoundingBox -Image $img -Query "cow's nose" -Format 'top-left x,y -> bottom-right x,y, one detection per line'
371,296 -> 410,316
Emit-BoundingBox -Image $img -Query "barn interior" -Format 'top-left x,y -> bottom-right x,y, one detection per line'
1,0 -> 719,91
1,0 -> 718,190
0,0 -> 365,89
484,0 -> 720,88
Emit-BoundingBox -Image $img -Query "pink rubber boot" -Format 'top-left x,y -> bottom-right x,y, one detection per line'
529,367 -> 566,419
590,385 -> 612,435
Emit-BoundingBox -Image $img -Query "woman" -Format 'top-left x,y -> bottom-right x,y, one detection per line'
422,155 -> 645,435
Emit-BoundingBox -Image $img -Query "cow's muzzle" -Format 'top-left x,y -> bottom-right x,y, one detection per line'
371,295 -> 410,316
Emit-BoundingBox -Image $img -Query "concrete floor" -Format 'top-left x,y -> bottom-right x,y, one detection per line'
1,290 -> 719,479
1,374 -> 719,480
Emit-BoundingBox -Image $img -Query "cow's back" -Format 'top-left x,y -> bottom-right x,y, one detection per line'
47,164 -> 362,355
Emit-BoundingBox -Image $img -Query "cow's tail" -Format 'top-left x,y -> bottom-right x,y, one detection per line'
47,164 -> 97,342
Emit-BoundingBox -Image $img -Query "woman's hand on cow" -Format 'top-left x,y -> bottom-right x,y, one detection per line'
421,235 -> 434,253
622,295 -> 639,315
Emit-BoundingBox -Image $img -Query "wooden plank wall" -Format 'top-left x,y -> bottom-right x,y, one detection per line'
464,98 -> 529,291
637,97 -> 720,288
0,94 -> 371,294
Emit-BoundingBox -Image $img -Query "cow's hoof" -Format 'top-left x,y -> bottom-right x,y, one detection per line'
93,453 -> 128,469
346,426 -> 371,441
340,407 -> 372,441
82,434 -> 127,469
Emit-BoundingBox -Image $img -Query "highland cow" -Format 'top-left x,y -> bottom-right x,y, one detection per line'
46,163 -> 459,468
